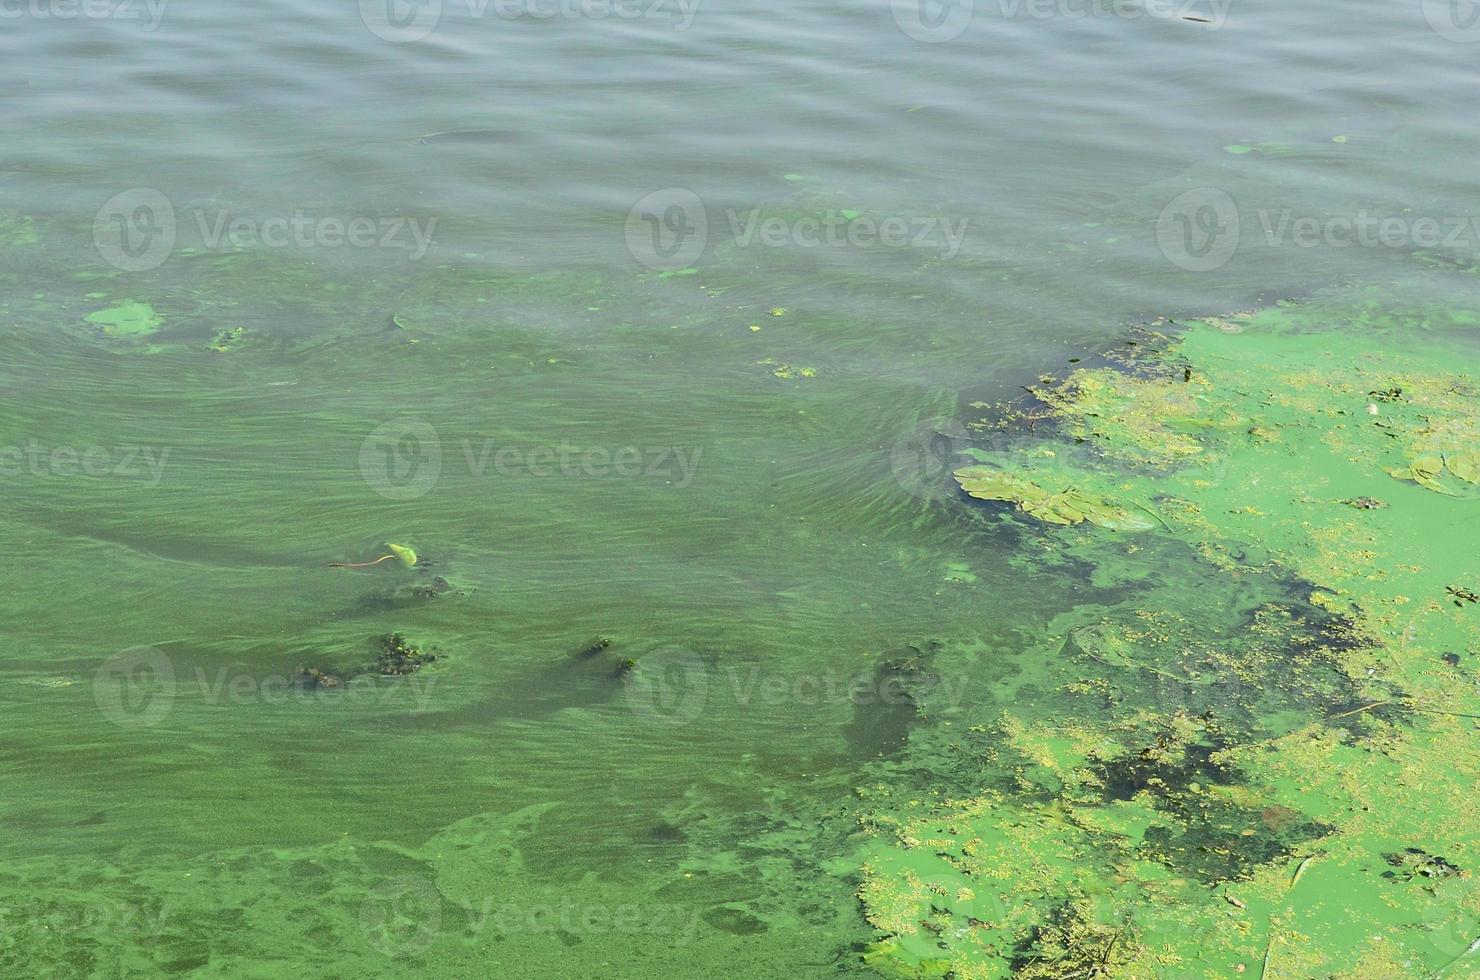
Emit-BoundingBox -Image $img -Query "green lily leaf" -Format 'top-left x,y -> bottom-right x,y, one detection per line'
386,543 -> 418,568
1444,452 -> 1480,485
1022,490 -> 1086,526
1078,497 -> 1159,532
1390,452 -> 1480,497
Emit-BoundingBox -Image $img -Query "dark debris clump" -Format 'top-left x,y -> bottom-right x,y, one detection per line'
377,632 -> 438,675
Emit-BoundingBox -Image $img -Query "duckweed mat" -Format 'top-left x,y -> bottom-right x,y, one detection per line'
855,305 -> 1480,978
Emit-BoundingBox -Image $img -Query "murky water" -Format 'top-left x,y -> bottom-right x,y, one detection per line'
4,1 -> 1480,976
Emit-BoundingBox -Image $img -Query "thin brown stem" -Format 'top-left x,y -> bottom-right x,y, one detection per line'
329,554 -> 396,569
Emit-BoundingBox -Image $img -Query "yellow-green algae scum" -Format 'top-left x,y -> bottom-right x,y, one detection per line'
857,309 -> 1480,978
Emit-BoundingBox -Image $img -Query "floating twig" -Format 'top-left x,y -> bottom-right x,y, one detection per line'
1325,700 -> 1480,723
329,554 -> 397,569
1289,854 -> 1317,891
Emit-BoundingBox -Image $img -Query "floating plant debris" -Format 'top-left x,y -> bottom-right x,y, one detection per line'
570,636 -> 613,660
376,632 -> 437,675
1381,847 -> 1463,883
356,575 -> 458,610
84,300 -> 162,338
406,575 -> 454,599
295,666 -> 341,690
330,542 -> 419,569
208,326 -> 247,351
952,465 -> 1156,531
294,633 -> 441,688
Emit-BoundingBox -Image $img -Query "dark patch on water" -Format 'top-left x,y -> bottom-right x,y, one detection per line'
1141,796 -> 1332,885
1097,729 -> 1236,803
703,905 -> 769,936
646,822 -> 686,844
841,642 -> 944,760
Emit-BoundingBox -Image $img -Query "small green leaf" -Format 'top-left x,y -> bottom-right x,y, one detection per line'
386,543 -> 418,568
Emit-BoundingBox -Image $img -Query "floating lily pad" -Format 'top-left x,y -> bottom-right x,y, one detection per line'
1389,451 -> 1480,497
84,300 -> 162,338
1443,452 -> 1480,485
953,465 -> 1156,531
386,542 -> 418,568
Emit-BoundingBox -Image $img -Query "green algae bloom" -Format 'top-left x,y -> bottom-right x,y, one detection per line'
84,300 -> 162,338
952,465 -> 1156,531
858,307 -> 1480,979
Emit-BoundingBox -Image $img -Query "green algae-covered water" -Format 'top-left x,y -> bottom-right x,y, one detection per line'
6,2 -> 1480,978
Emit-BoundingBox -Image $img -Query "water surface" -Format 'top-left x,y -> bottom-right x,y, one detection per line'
4,0 -> 1480,975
